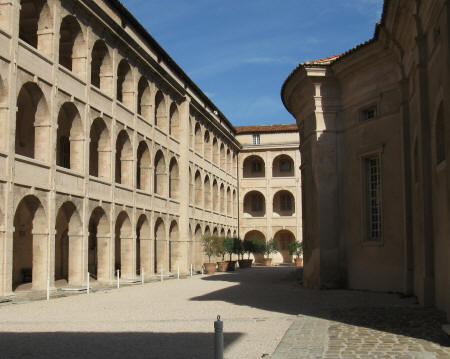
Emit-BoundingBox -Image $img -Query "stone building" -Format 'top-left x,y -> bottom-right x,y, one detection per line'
0,0 -> 301,295
282,0 -> 450,319
236,124 -> 301,265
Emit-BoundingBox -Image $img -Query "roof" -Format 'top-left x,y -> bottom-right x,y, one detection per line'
235,123 -> 298,134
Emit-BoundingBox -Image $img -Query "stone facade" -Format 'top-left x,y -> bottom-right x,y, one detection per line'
282,0 -> 450,319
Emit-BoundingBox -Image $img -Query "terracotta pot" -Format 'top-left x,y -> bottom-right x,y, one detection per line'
204,262 -> 216,274
294,258 -> 303,267
217,261 -> 228,272
263,258 -> 272,266
227,260 -> 237,271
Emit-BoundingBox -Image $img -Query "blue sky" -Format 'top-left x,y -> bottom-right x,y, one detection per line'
121,0 -> 384,126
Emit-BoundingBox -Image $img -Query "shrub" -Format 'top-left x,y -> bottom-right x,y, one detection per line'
214,236 -> 227,261
223,237 -> 235,261
263,238 -> 279,258
243,239 -> 255,259
288,241 -> 303,258
202,235 -> 216,263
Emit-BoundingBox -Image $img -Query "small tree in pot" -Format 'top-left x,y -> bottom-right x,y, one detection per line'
223,237 -> 237,271
215,236 -> 228,272
261,238 -> 279,266
288,241 -> 303,266
202,235 -> 217,274
239,238 -> 256,268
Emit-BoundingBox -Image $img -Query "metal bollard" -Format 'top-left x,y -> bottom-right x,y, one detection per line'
214,315 -> 223,359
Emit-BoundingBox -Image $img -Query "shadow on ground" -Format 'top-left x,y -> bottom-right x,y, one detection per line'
0,331 -> 242,359
191,266 -> 450,347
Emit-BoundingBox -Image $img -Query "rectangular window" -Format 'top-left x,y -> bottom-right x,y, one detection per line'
360,106 -> 377,122
253,134 -> 260,145
364,155 -> 382,241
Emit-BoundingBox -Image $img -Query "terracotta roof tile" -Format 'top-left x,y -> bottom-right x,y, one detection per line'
235,123 -> 298,134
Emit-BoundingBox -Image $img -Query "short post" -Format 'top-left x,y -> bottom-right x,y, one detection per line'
201,265 -> 204,275
190,264 -> 193,276
87,272 -> 90,294
160,266 -> 163,282
214,315 -> 223,359
46,277 -> 50,301
141,267 -> 145,285
177,265 -> 180,279
117,269 -> 120,289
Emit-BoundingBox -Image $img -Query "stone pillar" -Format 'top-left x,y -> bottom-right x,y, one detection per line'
68,232 -> 84,286
120,235 -> 135,279
32,231 -> 49,290
140,234 -> 152,276
34,123 -> 51,162
96,234 -> 111,283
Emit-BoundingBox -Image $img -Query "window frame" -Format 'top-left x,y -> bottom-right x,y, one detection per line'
252,133 -> 260,145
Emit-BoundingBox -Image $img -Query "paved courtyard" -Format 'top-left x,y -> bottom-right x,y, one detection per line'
0,267 -> 448,359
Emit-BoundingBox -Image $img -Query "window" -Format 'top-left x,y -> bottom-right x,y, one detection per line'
280,194 -> 292,211
252,161 -> 262,173
251,195 -> 263,211
280,159 -> 292,172
364,155 -> 382,241
361,106 -> 377,122
253,134 -> 260,145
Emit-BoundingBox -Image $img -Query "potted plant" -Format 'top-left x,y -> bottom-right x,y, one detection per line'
261,238 -> 279,266
202,235 -> 217,274
223,237 -> 237,271
241,238 -> 255,268
235,239 -> 247,269
214,236 -> 228,272
288,241 -> 303,267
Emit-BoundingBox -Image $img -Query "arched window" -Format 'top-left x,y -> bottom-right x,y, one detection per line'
204,176 -> 211,209
155,91 -> 167,132
169,158 -> 179,199
115,130 -> 133,186
226,187 -> 231,216
136,141 -> 151,191
220,144 -> 226,169
212,138 -> 219,165
195,171 -> 202,206
220,184 -> 225,214
243,191 -> 266,217
204,131 -> 211,161
117,59 -> 133,108
154,150 -> 167,196
89,118 -> 110,178
57,102 -> 83,171
195,123 -> 202,153
137,77 -> 151,120
91,40 -> 112,92
59,15 -> 86,78
169,103 -> 180,139
272,155 -> 294,177
273,190 -> 295,216
436,103 -> 446,165
243,155 -> 265,178
212,180 -> 219,212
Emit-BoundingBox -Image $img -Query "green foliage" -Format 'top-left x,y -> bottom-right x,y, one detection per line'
214,236 -> 227,261
251,237 -> 266,255
233,238 -> 244,259
243,238 -> 255,259
263,238 -> 279,258
288,241 -> 303,258
202,235 -> 217,263
223,237 -> 235,261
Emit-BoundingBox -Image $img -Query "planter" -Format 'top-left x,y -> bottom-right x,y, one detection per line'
294,258 -> 303,267
227,260 -> 237,271
263,258 -> 272,266
217,261 -> 228,272
238,259 -> 253,268
204,262 -> 216,274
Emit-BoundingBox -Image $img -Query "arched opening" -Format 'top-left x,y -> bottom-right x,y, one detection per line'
89,118 -> 111,179
57,102 -> 83,172
189,168 -> 193,204
243,155 -> 265,178
19,0 -> 53,57
59,15 -> 86,78
155,91 -> 167,132
136,215 -> 151,276
169,157 -> 179,199
226,149 -> 231,173
115,130 -> 133,187
115,211 -> 133,279
243,191 -> 266,217
15,82 -> 50,162
212,180 -> 219,212
194,224 -> 203,268
55,202 -> 82,286
226,187 -> 231,216
220,144 -> 226,169
273,190 -> 295,217
154,150 -> 167,196
213,227 -> 218,236
273,154 -> 294,177
220,184 -> 225,214
137,77 -> 151,120
194,171 -> 202,206
154,218 -> 166,273
232,190 -> 237,217
169,220 -> 179,272
204,131 -> 211,161
88,207 -> 110,282
91,40 -> 112,93
116,59 -> 133,108
233,230 -> 237,237
436,103 -> 446,165
274,230 -> 296,264
169,103 -> 180,139
136,141 -> 151,191
204,226 -> 211,237
212,137 -> 219,165
227,229 -> 232,238
204,176 -> 211,210
13,195 -> 47,291
189,117 -> 194,148
220,228 -> 225,237
194,123 -> 202,153
232,153 -> 237,177
244,230 -> 265,264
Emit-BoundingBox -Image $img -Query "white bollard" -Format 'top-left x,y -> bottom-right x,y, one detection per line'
87,272 -> 90,294
142,267 -> 145,285
117,269 -> 120,289
177,265 -> 180,279
190,264 -> 193,277
46,277 -> 50,301
201,265 -> 204,275
160,266 -> 163,282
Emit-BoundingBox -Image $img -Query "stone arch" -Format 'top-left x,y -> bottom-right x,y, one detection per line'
226,187 -> 231,216
154,150 -> 167,196
115,211 -> 133,279
220,228 -> 225,236
91,39 -> 112,93
273,190 -> 295,217
59,15 -> 86,78
220,183 -> 225,214
272,154 -> 294,177
204,131 -> 211,161
169,220 -> 179,272
212,227 -> 218,236
169,157 -> 179,199
227,229 -> 232,238
15,82 -> 50,162
220,143 -> 226,168
233,230 -> 237,237
89,117 -> 111,179
137,76 -> 151,120
204,175 -> 211,210
193,223 -> 203,268
115,130 -> 133,186
194,122 -> 202,153
243,155 -> 265,178
189,116 -> 194,148
55,201 -> 82,286
116,59 -> 133,108
232,153 -> 237,177
19,0 -> 53,57
244,230 -> 265,263
194,170 -> 202,206
274,230 -> 296,264
136,141 -> 151,191
212,137 -> 219,165
204,225 -> 211,237
169,103 -> 180,140
155,91 -> 167,132
232,189 -> 237,217
226,149 -> 231,173
13,195 -> 47,291
136,214 -> 151,275
88,207 -> 110,282
435,102 -> 446,165
212,180 -> 219,212
57,102 -> 83,172
154,217 -> 166,273
243,190 -> 266,217
189,167 -> 193,204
